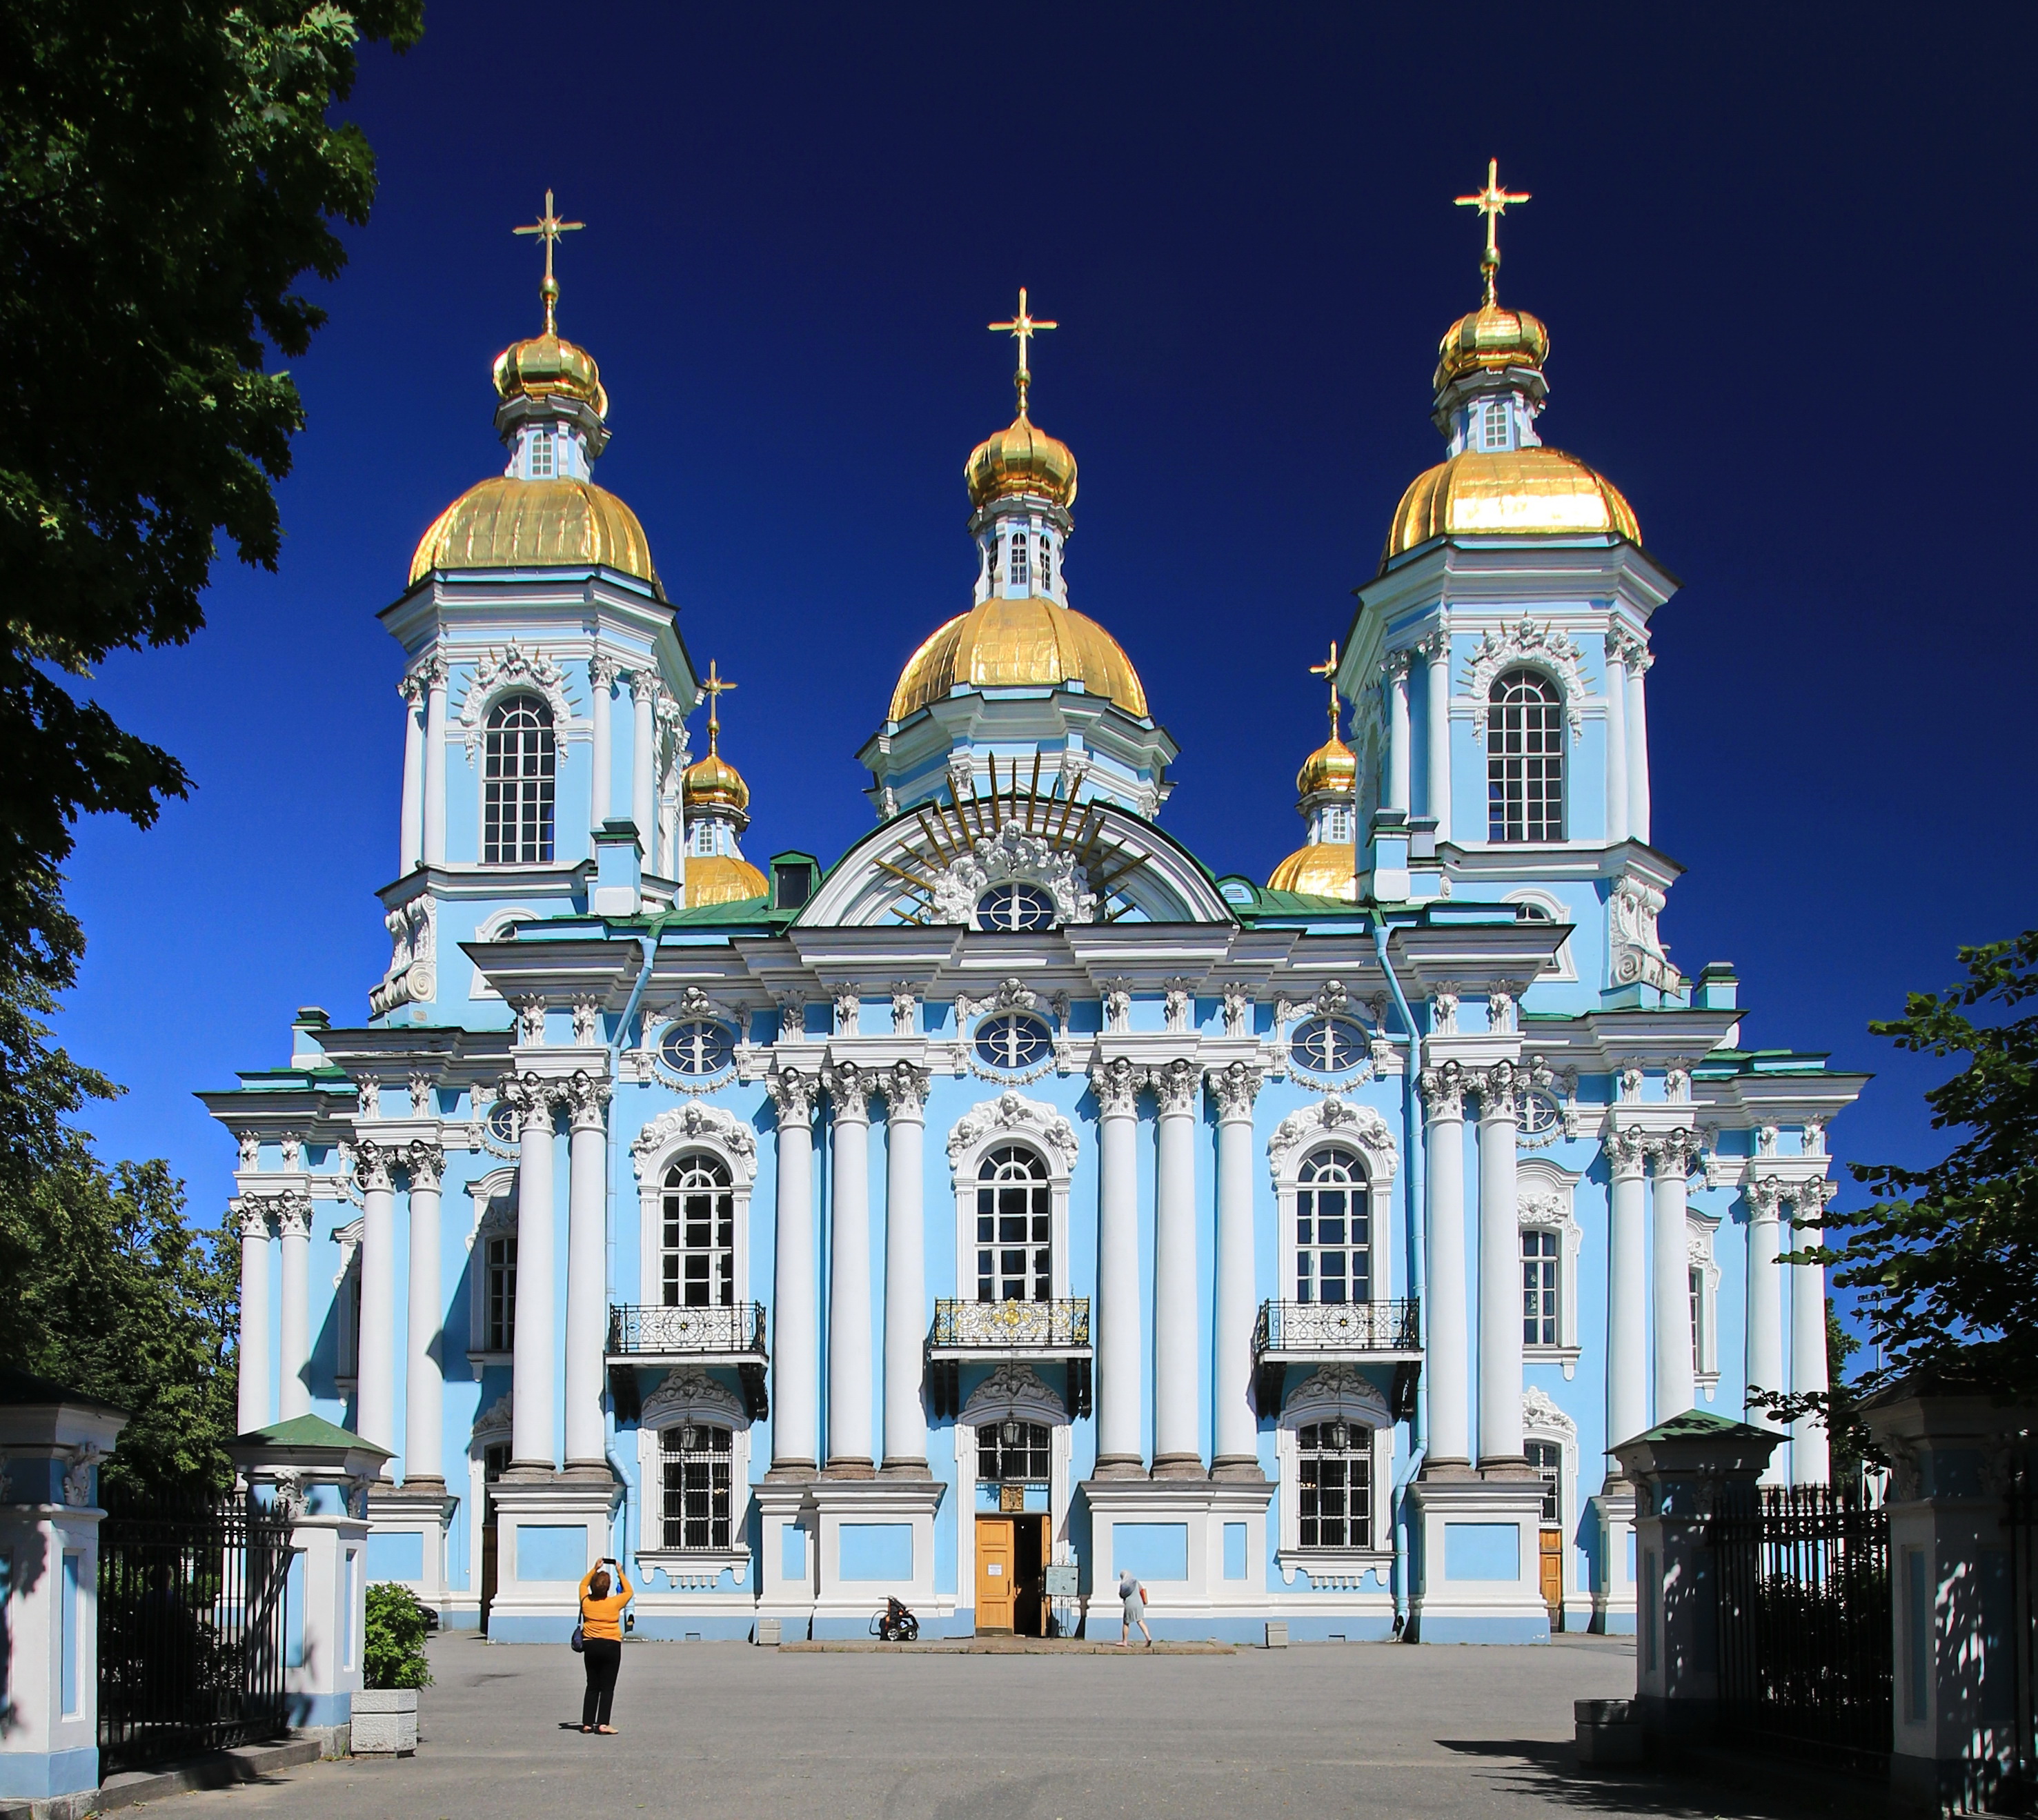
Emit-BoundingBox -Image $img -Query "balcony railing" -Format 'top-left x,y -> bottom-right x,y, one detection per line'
927,1298 -> 1091,1355
1252,1297 -> 1421,1358
607,1302 -> 766,1359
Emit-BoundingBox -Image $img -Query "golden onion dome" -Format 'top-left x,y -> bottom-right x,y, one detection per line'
965,411 -> 1078,511
409,478 -> 657,588
1434,301 -> 1550,393
1268,842 -> 1358,902
682,749 -> 751,816
684,853 -> 769,909
1381,446 -> 1641,568
889,595 -> 1147,723
1296,733 -> 1357,799
493,331 -> 608,415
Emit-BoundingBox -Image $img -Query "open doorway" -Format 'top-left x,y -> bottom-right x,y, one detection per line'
973,1514 -> 1049,1636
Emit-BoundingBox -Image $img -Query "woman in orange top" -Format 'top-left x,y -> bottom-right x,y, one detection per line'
577,1558 -> 634,1734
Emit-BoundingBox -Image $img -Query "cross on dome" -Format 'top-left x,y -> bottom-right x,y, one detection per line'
1308,640 -> 1343,741
1454,158 -> 1531,306
700,658 -> 736,755
988,287 -> 1058,413
513,188 -> 585,334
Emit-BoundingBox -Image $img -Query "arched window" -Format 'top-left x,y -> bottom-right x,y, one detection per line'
1296,1419 -> 1372,1548
1526,1438 -> 1562,1523
662,1154 -> 734,1307
1008,533 -> 1029,589
976,1144 -> 1050,1303
1037,534 -> 1054,591
1296,1146 -> 1369,1304
660,1423 -> 732,1550
1486,669 -> 1563,843
483,693 -> 555,864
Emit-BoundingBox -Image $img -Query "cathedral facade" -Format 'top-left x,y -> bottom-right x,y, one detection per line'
209,181 -> 1861,1643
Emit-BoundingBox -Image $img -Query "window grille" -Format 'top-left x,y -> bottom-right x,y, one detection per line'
1482,404 -> 1510,451
1296,1147 -> 1369,1303
1523,1228 -> 1559,1346
1527,1438 -> 1562,1523
1486,669 -> 1563,842
662,1153 -> 735,1307
1296,1421 -> 1371,1548
485,1233 -> 517,1352
660,1424 -> 731,1549
976,880 -> 1056,931
976,1144 -> 1050,1303
483,693 -> 556,864
1008,534 -> 1028,589
976,1419 -> 1051,1485
529,433 -> 555,477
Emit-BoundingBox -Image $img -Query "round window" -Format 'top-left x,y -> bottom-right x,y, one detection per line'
484,1101 -> 517,1146
1517,1089 -> 1562,1136
976,881 -> 1056,932
1290,1016 -> 1368,1074
973,1012 -> 1053,1073
660,1018 -> 735,1078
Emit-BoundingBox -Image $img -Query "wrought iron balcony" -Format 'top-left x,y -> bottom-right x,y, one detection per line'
1252,1297 -> 1420,1361
607,1302 -> 766,1362
927,1297 -> 1091,1358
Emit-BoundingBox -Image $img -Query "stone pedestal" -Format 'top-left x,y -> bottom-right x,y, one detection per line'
363,1483 -> 458,1621
807,1478 -> 945,1640
1078,1476 -> 1275,1644
1405,1473 -> 1550,1643
484,1472 -> 622,1643
753,1478 -> 818,1641
1589,1479 -> 1637,1634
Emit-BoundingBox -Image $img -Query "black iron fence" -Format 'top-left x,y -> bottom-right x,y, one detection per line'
99,1490 -> 292,1774
1710,1479 -> 1891,1768
2010,1455 -> 2038,1812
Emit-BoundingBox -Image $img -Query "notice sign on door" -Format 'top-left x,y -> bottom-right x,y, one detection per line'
987,1563 -> 1003,1575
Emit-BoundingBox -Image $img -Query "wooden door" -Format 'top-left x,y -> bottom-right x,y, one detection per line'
1539,1527 -> 1563,1630
976,1517 -> 1016,1632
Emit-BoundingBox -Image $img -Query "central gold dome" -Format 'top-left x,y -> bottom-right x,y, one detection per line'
1382,446 -> 1641,568
889,595 -> 1148,723
409,478 -> 657,588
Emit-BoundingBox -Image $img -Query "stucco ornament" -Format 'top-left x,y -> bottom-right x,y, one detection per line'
1282,1365 -> 1392,1427
929,822 -> 1096,927
370,895 -> 436,1017
947,1091 -> 1079,1174
1522,1384 -> 1576,1441
1267,1097 -> 1398,1178
632,1100 -> 757,1178
1463,617 -> 1587,739
642,1370 -> 745,1428
457,642 -> 581,758
1609,873 -> 1681,991
960,1362 -> 1066,1424
61,1443 -> 102,1508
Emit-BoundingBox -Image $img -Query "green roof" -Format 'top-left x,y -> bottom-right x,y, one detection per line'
234,1414 -> 391,1457
1633,1409 -> 1775,1444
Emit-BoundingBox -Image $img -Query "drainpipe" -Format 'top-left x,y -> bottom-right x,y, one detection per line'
611,911 -> 677,1062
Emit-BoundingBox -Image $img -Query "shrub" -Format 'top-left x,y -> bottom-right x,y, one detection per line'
363,1583 -> 433,1691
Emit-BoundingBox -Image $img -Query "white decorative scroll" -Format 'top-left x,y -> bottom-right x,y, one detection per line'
1521,1385 -> 1576,1441
947,1091 -> 1080,1174
370,895 -> 436,1016
631,1101 -> 758,1180
456,642 -> 583,758
1609,873 -> 1681,992
930,822 -> 1096,927
1266,1097 -> 1399,1180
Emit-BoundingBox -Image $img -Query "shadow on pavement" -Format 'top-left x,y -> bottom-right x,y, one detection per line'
1435,1738 -> 1881,1819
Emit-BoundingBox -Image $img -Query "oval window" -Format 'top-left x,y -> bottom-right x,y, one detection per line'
976,882 -> 1056,932
1290,1016 -> 1367,1075
973,1012 -> 1053,1073
1517,1089 -> 1563,1136
485,1101 -> 518,1147
660,1018 -> 736,1078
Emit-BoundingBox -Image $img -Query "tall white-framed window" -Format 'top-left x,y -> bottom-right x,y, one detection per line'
947,1096 -> 1075,1304
528,432 -> 555,478
1267,1100 -> 1398,1316
1321,804 -> 1354,844
333,1214 -> 364,1388
1008,533 -> 1029,590
662,1152 -> 735,1307
466,1393 -> 514,1616
1036,533 -> 1054,591
660,1422 -> 733,1549
1274,1365 -> 1394,1585
483,693 -> 556,865
1522,1386 -> 1581,1629
631,1105 -> 755,1313
1523,1228 -> 1559,1345
633,1372 -> 753,1587
1294,1145 -> 1370,1304
1487,669 -> 1564,843
1527,1438 -> 1562,1523
1482,401 -> 1510,451
1517,1162 -> 1583,1376
953,1363 -> 1072,1614
1689,1214 -> 1721,1394
464,1169 -> 518,1365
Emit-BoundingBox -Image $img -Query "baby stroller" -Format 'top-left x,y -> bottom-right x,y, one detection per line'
871,1595 -> 919,1642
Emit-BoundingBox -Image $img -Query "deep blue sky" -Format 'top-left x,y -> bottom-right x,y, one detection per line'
54,4 -> 2035,1300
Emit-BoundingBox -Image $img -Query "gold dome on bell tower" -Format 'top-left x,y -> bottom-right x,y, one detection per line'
1268,642 -> 1360,901
680,660 -> 769,908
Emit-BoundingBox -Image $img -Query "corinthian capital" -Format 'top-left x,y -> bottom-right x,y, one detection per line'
406,1140 -> 446,1191
769,1067 -> 818,1125
1149,1057 -> 1200,1118
354,1140 -> 393,1194
822,1061 -> 873,1124
1472,1061 -> 1518,1119
630,669 -> 662,706
1645,1127 -> 1694,1171
1090,1056 -> 1142,1118
1419,1062 -> 1465,1122
1206,1060 -> 1261,1122
1605,1123 -> 1649,1181
565,1071 -> 611,1130
883,1062 -> 933,1121
589,650 -> 621,691
276,1192 -> 313,1239
237,1199 -> 271,1242
1745,1174 -> 1783,1220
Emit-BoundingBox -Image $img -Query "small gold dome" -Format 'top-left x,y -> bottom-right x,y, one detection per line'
1268,843 -> 1358,901
409,478 -> 656,587
1434,302 -> 1550,393
965,411 -> 1078,511
1382,446 -> 1641,568
682,749 -> 751,816
493,332 -> 608,416
889,596 -> 1148,722
1297,733 -> 1357,799
684,852 -> 769,908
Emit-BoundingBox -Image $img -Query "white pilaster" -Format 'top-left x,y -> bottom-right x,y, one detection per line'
279,1196 -> 312,1421
1789,1180 -> 1831,1484
1603,637 -> 1630,845
1423,635 -> 1451,835
1476,1065 -> 1523,1465
1744,1176 -> 1787,1484
769,1070 -> 819,1474
422,654 -> 448,868
404,1142 -> 444,1485
589,653 -> 617,831
398,673 -> 424,876
631,671 -> 657,861
509,1077 -> 558,1470
563,1075 -> 611,1470
1092,1059 -> 1144,1476
1150,1059 -> 1203,1478
1649,1131 -> 1695,1424
1625,650 -> 1652,847
355,1141 -> 397,1474
1387,651 -> 1412,815
824,1062 -> 875,1474
1605,1127 -> 1649,1463
1209,1062 -> 1261,1477
237,1201 -> 273,1433
881,1064 -> 931,1475
1421,1063 -> 1470,1467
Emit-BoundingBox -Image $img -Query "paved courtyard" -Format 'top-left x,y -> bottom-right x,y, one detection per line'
155,1632 -> 1871,1820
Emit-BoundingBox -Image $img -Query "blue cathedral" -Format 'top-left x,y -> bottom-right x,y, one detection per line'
208,170 -> 1861,1644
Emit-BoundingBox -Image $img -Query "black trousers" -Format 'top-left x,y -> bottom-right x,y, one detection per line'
581,1637 -> 622,1728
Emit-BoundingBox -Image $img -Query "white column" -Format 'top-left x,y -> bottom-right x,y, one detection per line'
1476,1065 -> 1523,1465
881,1065 -> 931,1476
824,1064 -> 875,1474
1745,1176 -> 1786,1483
1209,1062 -> 1261,1478
1092,1059 -> 1145,1476
769,1071 -> 819,1474
1387,652 -> 1412,815
355,1140 -> 398,1475
1603,638 -> 1630,845
1421,1064 -> 1470,1467
509,1078 -> 558,1470
1424,635 -> 1451,836
1625,651 -> 1652,847
1150,1059 -> 1203,1478
1650,1131 -> 1696,1423
589,653 -> 616,831
563,1076 -> 611,1470
278,1197 -> 312,1420
631,671 -> 658,857
404,1143 -> 444,1485
421,654 -> 448,868
237,1202 -> 273,1433
398,675 -> 424,875
1604,1129 -> 1649,1467
1789,1181 -> 1831,1485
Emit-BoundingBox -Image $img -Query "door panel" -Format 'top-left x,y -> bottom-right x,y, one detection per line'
1539,1527 -> 1563,1630
976,1517 -> 1016,1632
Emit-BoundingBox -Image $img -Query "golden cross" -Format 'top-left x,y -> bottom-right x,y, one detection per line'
700,659 -> 735,755
1454,158 -> 1531,305
513,188 -> 584,334
988,287 -> 1058,412
1308,640 -> 1342,740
